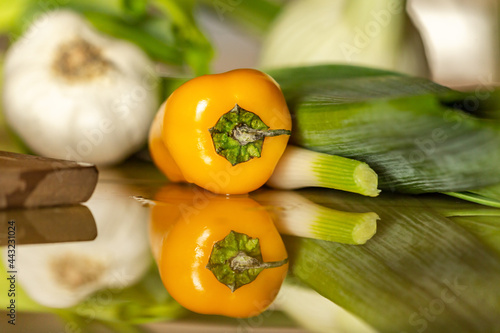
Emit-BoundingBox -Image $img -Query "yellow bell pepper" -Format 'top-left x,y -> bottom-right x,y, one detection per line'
148,69 -> 292,194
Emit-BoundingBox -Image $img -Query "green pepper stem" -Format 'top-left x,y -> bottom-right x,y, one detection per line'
206,230 -> 288,292
232,124 -> 291,146
229,251 -> 288,272
209,104 -> 291,165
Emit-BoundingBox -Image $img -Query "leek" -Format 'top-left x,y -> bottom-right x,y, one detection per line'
268,145 -> 380,197
260,0 -> 429,76
449,215 -> 500,256
442,191 -> 500,209
253,190 -> 378,245
286,189 -> 500,333
445,183 -> 500,208
267,64 -> 500,194
469,183 -> 500,200
276,280 -> 376,333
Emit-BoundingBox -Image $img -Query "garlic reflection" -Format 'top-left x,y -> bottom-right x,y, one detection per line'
5,183 -> 151,308
50,253 -> 105,291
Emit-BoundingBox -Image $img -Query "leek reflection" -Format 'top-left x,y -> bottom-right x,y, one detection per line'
283,188 -> 500,333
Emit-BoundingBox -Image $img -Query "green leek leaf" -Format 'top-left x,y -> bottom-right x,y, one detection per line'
469,183 -> 500,201
443,191 -> 500,209
287,188 -> 500,333
268,65 -> 500,194
450,215 -> 500,255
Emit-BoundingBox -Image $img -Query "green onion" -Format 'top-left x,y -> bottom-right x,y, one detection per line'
267,145 -> 380,197
253,190 -> 378,245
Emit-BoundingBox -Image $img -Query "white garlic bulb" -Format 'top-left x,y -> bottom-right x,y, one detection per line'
2,10 -> 158,165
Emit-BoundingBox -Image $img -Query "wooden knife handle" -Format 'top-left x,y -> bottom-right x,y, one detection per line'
0,151 -> 98,209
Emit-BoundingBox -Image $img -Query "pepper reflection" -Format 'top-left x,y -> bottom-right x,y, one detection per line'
149,184 -> 288,318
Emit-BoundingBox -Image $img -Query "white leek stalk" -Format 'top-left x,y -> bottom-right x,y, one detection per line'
260,0 -> 429,76
267,145 -> 380,197
253,190 -> 378,245
2,10 -> 158,165
3,183 -> 151,308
